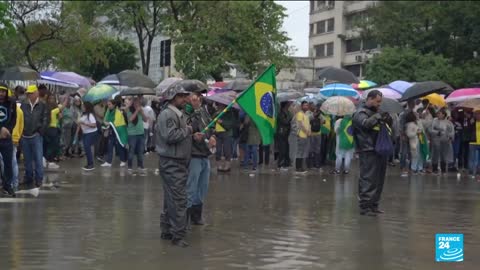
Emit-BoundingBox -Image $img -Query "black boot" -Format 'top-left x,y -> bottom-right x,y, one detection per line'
295,158 -> 304,172
440,162 -> 447,174
192,204 -> 204,225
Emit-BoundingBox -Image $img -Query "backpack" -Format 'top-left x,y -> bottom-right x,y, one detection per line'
311,117 -> 322,133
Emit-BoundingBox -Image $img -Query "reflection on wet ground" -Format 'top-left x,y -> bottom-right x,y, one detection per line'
1,157 -> 480,270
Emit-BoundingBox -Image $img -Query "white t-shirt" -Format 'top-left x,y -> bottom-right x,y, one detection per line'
79,113 -> 98,134
142,106 -> 155,129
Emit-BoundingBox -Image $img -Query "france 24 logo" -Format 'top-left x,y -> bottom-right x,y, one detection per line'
435,234 -> 463,262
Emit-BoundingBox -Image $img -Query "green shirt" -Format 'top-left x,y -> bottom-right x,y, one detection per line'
127,111 -> 144,136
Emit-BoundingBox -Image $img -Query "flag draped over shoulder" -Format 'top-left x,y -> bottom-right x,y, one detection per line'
338,117 -> 354,150
419,131 -> 430,160
236,65 -> 277,145
321,114 -> 331,134
108,108 -> 128,148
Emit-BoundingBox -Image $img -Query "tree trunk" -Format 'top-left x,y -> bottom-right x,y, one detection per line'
145,34 -> 154,76
25,44 -> 38,72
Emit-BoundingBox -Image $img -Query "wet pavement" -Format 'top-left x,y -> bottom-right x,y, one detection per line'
1,156 -> 480,270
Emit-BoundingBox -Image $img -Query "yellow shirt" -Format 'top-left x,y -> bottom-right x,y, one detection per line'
472,121 -> 480,145
13,104 -> 24,145
296,111 -> 311,139
49,107 -> 61,128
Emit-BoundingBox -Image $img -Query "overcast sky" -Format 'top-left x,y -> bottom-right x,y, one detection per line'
277,0 -> 309,57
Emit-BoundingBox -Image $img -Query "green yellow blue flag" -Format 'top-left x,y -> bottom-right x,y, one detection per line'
321,114 -> 331,134
338,117 -> 354,150
236,65 -> 277,145
419,131 -> 430,160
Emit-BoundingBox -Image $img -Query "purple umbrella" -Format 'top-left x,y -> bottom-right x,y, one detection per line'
388,80 -> 413,94
205,91 -> 240,109
41,71 -> 92,88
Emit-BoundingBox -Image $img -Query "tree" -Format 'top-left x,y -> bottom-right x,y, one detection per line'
100,1 -> 165,76
167,0 -> 293,81
364,47 -> 463,88
76,37 -> 138,81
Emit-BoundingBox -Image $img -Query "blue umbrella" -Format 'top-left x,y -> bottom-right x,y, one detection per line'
319,83 -> 359,98
388,80 -> 413,94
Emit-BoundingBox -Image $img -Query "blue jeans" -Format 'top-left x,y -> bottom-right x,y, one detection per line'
106,132 -> 127,164
231,138 -> 239,159
242,145 -> 258,169
468,144 -> 480,175
82,132 -> 97,167
11,146 -> 18,189
187,157 -> 210,208
128,134 -> 145,169
410,146 -> 424,172
22,135 -> 44,185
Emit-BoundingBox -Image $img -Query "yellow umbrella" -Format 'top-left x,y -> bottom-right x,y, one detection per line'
422,93 -> 446,107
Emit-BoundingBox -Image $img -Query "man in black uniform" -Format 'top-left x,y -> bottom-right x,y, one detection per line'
352,90 -> 387,216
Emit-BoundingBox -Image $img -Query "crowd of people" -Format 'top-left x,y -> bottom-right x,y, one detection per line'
2,80 -> 480,246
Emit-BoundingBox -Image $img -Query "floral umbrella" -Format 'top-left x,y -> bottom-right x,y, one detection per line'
320,96 -> 356,116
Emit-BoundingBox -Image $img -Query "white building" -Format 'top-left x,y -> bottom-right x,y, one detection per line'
308,0 -> 380,78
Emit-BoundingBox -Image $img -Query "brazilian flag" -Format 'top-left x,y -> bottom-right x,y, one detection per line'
321,114 -> 331,134
236,65 -> 277,145
419,131 -> 430,160
338,117 -> 354,150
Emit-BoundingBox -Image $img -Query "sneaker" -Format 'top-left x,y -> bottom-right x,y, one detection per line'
101,162 -> 112,167
1,187 -> 16,197
127,168 -> 134,174
120,162 -> 127,167
343,170 -> 350,175
280,167 -> 289,172
96,156 -> 105,163
138,168 -> 147,175
82,165 -> 95,171
48,162 -> 60,169
331,170 -> 341,175
43,158 -> 47,168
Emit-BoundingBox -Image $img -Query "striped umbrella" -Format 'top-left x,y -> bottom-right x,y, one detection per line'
319,83 -> 359,98
320,96 -> 356,116
83,84 -> 119,103
446,88 -> 480,103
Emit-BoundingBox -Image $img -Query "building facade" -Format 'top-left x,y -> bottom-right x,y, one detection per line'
308,0 -> 380,78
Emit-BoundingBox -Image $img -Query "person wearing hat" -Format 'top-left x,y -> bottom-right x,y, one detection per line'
11,88 -> 24,192
20,85 -> 49,189
184,89 -> 215,226
156,84 -> 200,247
0,83 -> 17,196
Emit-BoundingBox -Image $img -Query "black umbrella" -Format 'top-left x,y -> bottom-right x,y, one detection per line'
120,87 -> 156,96
222,78 -> 252,92
277,91 -> 303,102
399,81 -> 453,102
117,70 -> 156,88
98,74 -> 120,85
0,66 -> 40,81
174,79 -> 207,93
317,67 -> 359,84
380,98 -> 404,114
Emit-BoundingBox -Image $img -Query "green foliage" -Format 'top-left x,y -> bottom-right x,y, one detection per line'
361,1 -> 480,87
167,0 -> 293,81
76,38 -> 139,81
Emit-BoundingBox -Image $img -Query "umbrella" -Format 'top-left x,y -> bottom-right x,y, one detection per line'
83,84 -> 119,103
422,93 -> 446,107
0,66 -> 40,81
400,81 -> 453,102
388,80 -> 413,94
98,74 -> 120,85
222,78 -> 252,92
41,71 -> 92,88
120,87 -> 156,96
321,96 -> 356,116
303,88 -> 320,94
362,87 -> 401,100
173,79 -> 208,93
277,91 -> 303,103
117,70 -> 155,88
210,81 -> 228,89
319,83 -> 359,98
155,77 -> 182,96
380,98 -> 404,114
205,91 -> 240,109
352,80 -> 377,90
446,88 -> 480,103
317,67 -> 359,84
38,75 -> 79,88
456,99 -> 480,111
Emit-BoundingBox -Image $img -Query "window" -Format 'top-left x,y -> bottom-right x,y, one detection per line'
160,39 -> 171,67
346,39 -> 362,53
312,0 -> 334,12
310,24 -> 314,36
345,12 -> 364,30
316,21 -> 325,34
344,64 -> 361,77
326,42 -> 334,56
314,42 -> 334,58
315,44 -> 326,58
315,18 -> 334,34
327,18 -> 334,32
363,38 -> 378,50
